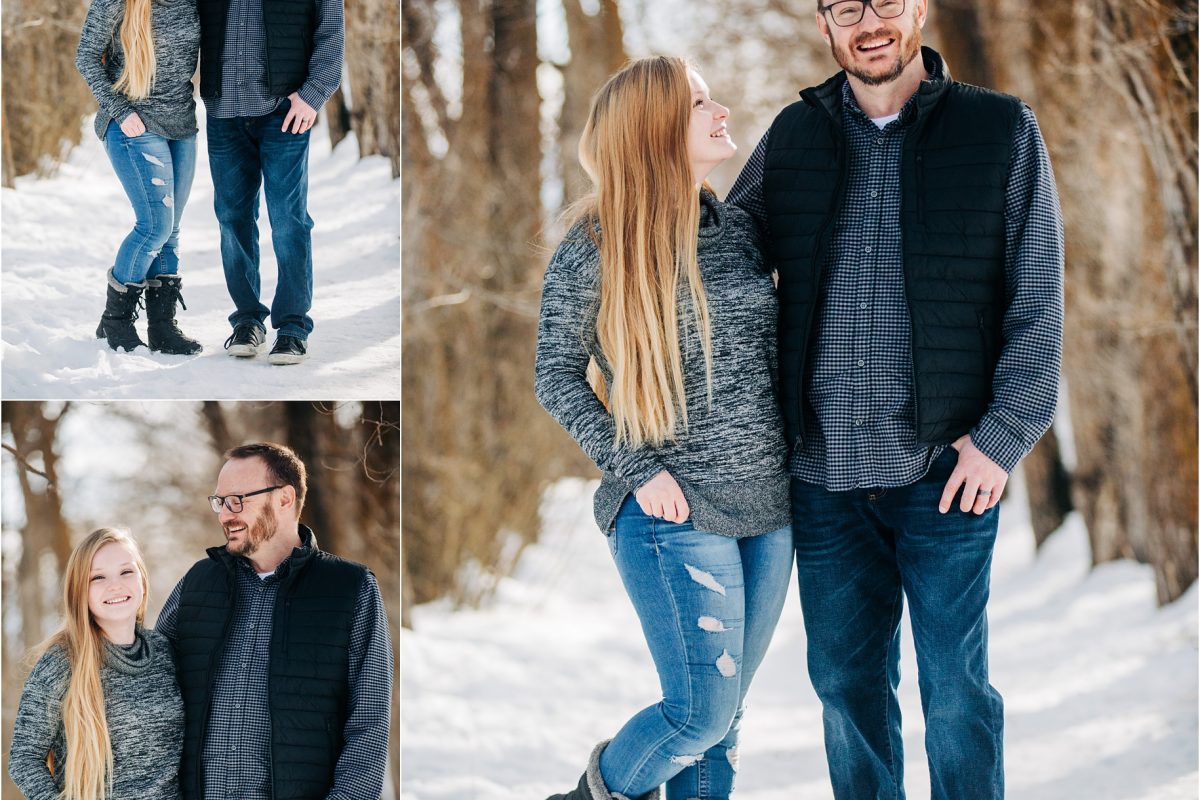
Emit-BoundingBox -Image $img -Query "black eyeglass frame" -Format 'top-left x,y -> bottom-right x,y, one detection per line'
208,485 -> 284,514
817,0 -> 907,27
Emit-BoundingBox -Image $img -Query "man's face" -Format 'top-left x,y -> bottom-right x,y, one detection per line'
215,457 -> 280,558
817,0 -> 927,87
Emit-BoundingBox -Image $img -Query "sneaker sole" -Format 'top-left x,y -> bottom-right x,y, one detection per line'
226,343 -> 264,358
268,352 -> 306,365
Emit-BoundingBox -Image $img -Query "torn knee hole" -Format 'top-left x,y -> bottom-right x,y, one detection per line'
669,753 -> 704,767
715,649 -> 737,677
142,153 -> 165,167
684,564 -> 726,596
151,177 -> 167,186
697,616 -> 726,632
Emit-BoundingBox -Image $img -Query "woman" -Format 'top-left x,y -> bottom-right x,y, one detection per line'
75,0 -> 202,355
534,56 -> 792,800
8,528 -> 183,800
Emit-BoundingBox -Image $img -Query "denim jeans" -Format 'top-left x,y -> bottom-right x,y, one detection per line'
791,447 -> 1004,800
103,121 -> 197,284
206,100 -> 314,340
599,496 -> 793,799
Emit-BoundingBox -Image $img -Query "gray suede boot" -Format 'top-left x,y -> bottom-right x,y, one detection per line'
545,741 -> 662,800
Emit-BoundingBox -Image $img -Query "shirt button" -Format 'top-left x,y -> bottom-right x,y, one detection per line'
857,359 -> 865,367
229,745 -> 237,752
870,190 -> 879,199
854,419 -> 864,427
864,245 -> 872,254
875,137 -> 884,145
859,301 -> 868,310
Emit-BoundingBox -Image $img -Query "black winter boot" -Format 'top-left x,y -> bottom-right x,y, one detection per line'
146,274 -> 203,355
96,270 -> 147,352
546,741 -> 661,800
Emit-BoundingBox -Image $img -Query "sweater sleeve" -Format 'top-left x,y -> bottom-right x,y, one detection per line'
534,230 -> 665,489
7,649 -> 70,800
75,0 -> 137,127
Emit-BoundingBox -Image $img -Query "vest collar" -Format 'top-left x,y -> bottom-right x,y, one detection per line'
207,523 -> 321,579
801,46 -> 952,127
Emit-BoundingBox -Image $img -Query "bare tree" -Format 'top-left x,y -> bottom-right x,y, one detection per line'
403,0 -> 595,609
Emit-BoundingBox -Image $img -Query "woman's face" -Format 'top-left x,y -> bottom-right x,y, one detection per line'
87,542 -> 144,630
686,69 -> 736,183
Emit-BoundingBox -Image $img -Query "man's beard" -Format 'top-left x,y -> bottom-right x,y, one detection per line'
226,502 -> 275,557
830,15 -> 923,87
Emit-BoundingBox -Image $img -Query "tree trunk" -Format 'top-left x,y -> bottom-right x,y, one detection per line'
1022,428 -> 1073,548
343,0 -> 400,175
557,0 -> 627,208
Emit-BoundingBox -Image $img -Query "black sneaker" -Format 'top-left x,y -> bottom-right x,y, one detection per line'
224,322 -> 266,358
268,335 -> 307,365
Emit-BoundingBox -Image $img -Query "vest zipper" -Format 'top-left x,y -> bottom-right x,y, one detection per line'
901,147 -> 921,440
915,153 -> 926,224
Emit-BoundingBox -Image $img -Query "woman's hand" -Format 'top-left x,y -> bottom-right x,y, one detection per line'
119,112 -> 146,138
635,470 -> 690,523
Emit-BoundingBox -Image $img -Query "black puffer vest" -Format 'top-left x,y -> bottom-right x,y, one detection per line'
174,527 -> 368,800
196,0 -> 317,99
764,48 -> 1023,446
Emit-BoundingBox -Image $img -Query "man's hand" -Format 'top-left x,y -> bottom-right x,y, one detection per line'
120,112 -> 146,138
635,470 -> 690,523
282,93 -> 317,134
938,434 -> 1008,515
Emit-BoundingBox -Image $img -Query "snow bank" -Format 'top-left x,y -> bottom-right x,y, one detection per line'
1,111 -> 399,399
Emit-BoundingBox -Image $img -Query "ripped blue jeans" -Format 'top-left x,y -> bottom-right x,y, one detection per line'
103,120 -> 196,285
599,496 -> 793,799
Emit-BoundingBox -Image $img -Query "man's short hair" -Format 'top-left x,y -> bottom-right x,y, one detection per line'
226,442 -> 308,518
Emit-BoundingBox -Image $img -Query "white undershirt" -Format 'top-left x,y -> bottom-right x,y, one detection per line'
871,112 -> 901,129
256,570 -> 275,579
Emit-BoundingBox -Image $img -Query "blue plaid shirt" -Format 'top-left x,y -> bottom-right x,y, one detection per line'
156,529 -> 393,800
729,63 -> 1064,490
207,0 -> 344,118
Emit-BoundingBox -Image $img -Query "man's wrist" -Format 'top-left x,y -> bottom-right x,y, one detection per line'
968,414 -> 1028,473
296,84 -> 327,113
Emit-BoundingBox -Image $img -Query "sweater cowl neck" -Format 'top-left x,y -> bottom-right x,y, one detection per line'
103,624 -> 155,676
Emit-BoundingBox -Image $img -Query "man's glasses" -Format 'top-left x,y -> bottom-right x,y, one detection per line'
818,0 -> 906,27
208,486 -> 283,514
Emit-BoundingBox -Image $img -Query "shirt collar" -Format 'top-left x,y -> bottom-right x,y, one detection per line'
234,524 -> 316,579
840,47 -> 947,127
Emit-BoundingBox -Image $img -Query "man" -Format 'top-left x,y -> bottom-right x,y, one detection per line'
728,0 -> 1063,797
198,0 -> 344,364
157,442 -> 392,800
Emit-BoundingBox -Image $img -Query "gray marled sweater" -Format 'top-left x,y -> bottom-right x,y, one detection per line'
535,190 -> 791,538
75,0 -> 200,141
7,626 -> 184,800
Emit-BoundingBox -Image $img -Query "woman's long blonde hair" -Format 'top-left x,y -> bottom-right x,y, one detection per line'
574,55 -> 714,448
112,0 -> 157,100
30,528 -> 150,800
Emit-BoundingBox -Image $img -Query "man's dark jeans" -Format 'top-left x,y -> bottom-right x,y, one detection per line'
791,447 -> 1004,800
207,100 -> 314,341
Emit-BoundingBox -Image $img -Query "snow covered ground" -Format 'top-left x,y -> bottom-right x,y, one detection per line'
1,110 -> 399,399
402,477 -> 1199,799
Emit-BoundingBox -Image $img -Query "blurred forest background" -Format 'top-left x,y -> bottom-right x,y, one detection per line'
1,0 -> 400,183
0,401 -> 400,800
402,0 -> 1199,618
